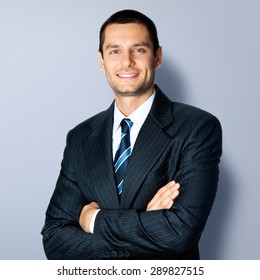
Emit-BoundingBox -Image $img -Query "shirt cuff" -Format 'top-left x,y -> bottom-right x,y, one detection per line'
89,209 -> 101,234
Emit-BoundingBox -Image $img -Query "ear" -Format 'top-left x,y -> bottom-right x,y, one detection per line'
97,51 -> 105,70
155,47 -> 162,68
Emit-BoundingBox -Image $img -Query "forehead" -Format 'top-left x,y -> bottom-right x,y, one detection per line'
103,23 -> 152,47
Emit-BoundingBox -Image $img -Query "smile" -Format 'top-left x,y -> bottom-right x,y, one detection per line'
117,72 -> 139,78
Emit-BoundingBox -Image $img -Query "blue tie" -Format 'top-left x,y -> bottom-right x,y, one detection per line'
114,118 -> 133,195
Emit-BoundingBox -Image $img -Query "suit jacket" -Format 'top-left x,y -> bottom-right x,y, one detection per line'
41,85 -> 222,259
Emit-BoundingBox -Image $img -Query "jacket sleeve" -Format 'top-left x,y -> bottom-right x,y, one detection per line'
91,114 -> 222,259
41,130 -> 96,259
42,114 -> 222,259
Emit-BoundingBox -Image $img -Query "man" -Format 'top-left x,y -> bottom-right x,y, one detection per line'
41,9 -> 222,259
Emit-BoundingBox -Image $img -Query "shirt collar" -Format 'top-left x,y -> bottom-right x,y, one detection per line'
113,91 -> 156,137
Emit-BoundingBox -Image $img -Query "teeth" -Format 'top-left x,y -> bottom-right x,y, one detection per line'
118,74 -> 137,77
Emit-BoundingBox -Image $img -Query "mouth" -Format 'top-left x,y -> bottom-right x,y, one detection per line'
116,72 -> 139,79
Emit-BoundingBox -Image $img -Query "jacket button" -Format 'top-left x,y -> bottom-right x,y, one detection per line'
124,251 -> 130,258
118,251 -> 123,258
111,251 -> 118,258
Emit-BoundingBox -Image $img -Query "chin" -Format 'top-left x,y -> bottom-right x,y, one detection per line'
115,89 -> 146,97
113,84 -> 152,97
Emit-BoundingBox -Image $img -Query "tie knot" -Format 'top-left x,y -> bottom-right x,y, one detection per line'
121,118 -> 133,134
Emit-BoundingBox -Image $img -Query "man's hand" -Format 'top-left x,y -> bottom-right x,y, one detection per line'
79,181 -> 180,233
79,202 -> 99,233
146,181 -> 180,211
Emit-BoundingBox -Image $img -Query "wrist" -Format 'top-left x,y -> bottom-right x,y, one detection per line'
89,209 -> 101,233
79,202 -> 100,233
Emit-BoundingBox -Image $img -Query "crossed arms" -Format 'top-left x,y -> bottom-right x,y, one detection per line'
42,113 -> 222,259
79,181 -> 180,233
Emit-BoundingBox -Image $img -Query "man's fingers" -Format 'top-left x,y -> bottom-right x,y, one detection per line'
150,181 -> 179,202
151,181 -> 179,202
151,189 -> 179,210
79,202 -> 100,233
146,181 -> 180,211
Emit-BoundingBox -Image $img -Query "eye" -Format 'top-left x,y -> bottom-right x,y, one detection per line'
134,48 -> 146,54
109,49 -> 120,55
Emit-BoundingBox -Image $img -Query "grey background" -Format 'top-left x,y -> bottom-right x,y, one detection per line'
0,0 -> 259,259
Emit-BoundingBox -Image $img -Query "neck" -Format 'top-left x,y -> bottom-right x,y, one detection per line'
114,89 -> 154,116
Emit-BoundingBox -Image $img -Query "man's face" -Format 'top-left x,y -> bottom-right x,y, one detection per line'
98,23 -> 162,97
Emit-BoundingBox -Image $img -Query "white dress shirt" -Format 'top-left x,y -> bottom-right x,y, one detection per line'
89,92 -> 155,233
112,92 -> 155,159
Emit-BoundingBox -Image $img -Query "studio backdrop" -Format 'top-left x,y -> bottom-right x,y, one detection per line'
0,0 -> 259,259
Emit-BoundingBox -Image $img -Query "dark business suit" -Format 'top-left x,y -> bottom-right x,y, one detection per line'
41,85 -> 222,259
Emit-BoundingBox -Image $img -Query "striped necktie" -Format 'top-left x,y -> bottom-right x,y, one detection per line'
114,118 -> 133,195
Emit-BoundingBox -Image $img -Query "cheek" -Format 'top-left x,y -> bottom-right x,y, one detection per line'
103,65 -> 113,76
103,61 -> 117,74
104,67 -> 117,84
138,58 -> 156,71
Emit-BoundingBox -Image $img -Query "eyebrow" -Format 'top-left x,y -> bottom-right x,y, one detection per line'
105,42 -> 151,51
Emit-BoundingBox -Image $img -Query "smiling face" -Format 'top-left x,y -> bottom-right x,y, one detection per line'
98,23 -> 162,98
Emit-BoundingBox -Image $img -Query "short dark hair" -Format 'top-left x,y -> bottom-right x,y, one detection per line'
99,9 -> 160,56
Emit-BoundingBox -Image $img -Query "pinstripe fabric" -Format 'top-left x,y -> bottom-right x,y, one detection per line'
42,85 -> 222,260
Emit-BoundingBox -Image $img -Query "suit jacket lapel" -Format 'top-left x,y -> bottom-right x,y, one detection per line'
82,103 -> 120,208
81,86 -> 174,209
120,86 -> 175,208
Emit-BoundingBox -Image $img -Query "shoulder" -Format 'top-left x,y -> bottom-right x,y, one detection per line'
171,102 -> 222,147
172,102 -> 221,127
154,85 -> 221,128
66,103 -> 114,142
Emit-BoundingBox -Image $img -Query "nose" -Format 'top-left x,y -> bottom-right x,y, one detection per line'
121,51 -> 135,68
